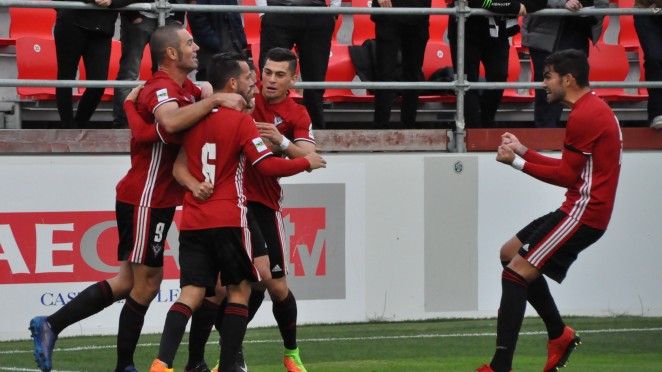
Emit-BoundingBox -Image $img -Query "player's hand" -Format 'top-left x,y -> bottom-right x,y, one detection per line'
125,85 -> 143,102
378,0 -> 393,7
214,93 -> 246,111
565,0 -> 582,11
501,132 -> 527,155
518,3 -> 527,15
255,122 -> 284,145
305,153 -> 327,170
192,181 -> 213,201
496,145 -> 516,164
261,136 -> 279,153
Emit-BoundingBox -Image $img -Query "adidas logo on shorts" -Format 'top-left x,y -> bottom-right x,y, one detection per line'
272,264 -> 283,273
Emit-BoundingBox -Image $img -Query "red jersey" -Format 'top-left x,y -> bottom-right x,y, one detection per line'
523,92 -> 622,230
244,93 -> 316,211
180,107 -> 311,230
115,71 -> 201,208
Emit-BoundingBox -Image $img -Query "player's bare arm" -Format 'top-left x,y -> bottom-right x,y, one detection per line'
156,93 -> 246,134
255,122 -> 317,158
173,149 -> 213,201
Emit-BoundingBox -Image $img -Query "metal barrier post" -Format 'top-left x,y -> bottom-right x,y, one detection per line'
155,0 -> 168,26
452,0 -> 469,152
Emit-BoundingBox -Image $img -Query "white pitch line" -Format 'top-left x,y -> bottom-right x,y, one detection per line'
2,327 -> 661,355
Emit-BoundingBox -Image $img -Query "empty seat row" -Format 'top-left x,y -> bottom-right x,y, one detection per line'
15,37 -> 152,101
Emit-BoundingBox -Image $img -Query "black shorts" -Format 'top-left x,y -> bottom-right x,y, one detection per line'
248,201 -> 287,279
116,201 -> 176,268
178,227 -> 257,295
516,209 -> 605,283
247,208 -> 268,259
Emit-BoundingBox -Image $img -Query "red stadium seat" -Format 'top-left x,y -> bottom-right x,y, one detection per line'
324,43 -> 372,102
589,43 -> 645,101
502,46 -> 534,102
139,44 -> 153,80
0,7 -> 55,46
422,41 -> 452,80
617,0 -> 640,50
16,37 -> 79,100
420,41 -> 454,103
351,0 -> 375,45
15,36 -> 58,100
242,0 -> 261,45
429,0 -> 449,41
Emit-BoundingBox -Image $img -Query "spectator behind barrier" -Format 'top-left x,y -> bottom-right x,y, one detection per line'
633,0 -> 662,129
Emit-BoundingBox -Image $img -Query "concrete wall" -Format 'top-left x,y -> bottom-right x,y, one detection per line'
0,152 -> 660,340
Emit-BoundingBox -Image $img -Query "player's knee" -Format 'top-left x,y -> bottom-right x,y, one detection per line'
266,278 -> 289,302
106,276 -> 133,299
500,237 -> 521,262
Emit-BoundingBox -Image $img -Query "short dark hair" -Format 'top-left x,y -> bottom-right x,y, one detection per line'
207,51 -> 247,90
544,49 -> 590,88
264,47 -> 297,74
150,22 -> 185,66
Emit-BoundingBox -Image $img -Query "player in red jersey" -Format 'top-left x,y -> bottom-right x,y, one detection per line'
28,23 -> 245,372
177,47 -> 319,372
149,52 -> 325,372
477,49 -> 622,372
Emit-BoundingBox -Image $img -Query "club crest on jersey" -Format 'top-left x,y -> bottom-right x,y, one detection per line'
156,88 -> 169,102
252,137 -> 268,152
274,116 -> 283,126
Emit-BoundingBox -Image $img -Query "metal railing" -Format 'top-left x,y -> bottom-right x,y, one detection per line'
0,0 -> 661,151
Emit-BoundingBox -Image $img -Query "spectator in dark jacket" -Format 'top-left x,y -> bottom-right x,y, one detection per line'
634,0 -> 662,129
522,0 -> 606,127
187,0 -> 249,81
54,0 -> 135,128
257,0 -> 341,129
371,0 -> 431,128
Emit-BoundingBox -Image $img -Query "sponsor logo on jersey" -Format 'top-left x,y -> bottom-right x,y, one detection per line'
252,137 -> 268,153
156,88 -> 169,102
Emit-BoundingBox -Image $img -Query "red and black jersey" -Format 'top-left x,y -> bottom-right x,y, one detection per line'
245,94 -> 316,211
115,71 -> 201,208
522,92 -> 622,230
179,107 -> 310,230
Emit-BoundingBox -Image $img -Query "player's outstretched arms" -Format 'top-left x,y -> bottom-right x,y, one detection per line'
124,88 -> 162,144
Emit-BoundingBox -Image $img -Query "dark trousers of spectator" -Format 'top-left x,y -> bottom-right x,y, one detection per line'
112,15 -> 159,127
634,14 -> 662,122
259,12 -> 335,129
54,20 -> 111,128
449,17 -> 509,128
530,20 -> 590,128
373,19 -> 429,128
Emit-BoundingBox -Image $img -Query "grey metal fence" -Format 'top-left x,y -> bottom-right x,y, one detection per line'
0,0 -> 661,151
